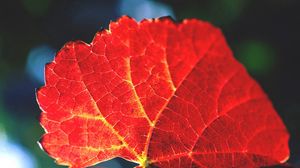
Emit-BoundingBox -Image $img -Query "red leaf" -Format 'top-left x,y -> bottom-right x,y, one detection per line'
37,16 -> 289,168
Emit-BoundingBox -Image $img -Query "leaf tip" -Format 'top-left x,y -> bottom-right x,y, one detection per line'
280,155 -> 290,164
37,138 -> 47,154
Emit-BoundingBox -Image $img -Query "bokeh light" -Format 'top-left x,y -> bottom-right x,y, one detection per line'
235,40 -> 276,75
25,45 -> 55,84
21,0 -> 51,17
0,131 -> 37,168
119,0 -> 175,21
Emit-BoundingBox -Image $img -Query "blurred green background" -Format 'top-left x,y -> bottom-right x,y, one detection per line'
0,0 -> 299,167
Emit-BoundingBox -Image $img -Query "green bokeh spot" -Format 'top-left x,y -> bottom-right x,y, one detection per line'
178,0 -> 248,26
235,40 -> 276,75
22,0 -> 51,17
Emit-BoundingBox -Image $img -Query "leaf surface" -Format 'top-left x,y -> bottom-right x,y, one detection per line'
37,16 -> 289,168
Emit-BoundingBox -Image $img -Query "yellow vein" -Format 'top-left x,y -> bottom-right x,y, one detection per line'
72,43 -> 140,160
126,57 -> 153,125
143,31 -> 220,159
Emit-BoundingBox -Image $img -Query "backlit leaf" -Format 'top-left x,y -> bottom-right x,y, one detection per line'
37,16 -> 289,168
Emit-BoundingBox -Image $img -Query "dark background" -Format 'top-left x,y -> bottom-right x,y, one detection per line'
0,0 -> 299,167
